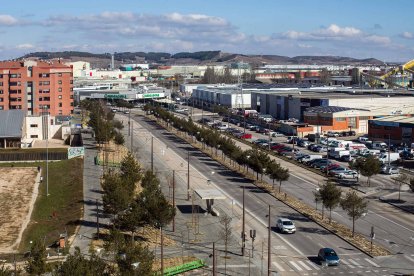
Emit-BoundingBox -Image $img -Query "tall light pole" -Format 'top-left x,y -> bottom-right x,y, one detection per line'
187,150 -> 190,201
268,205 -> 271,276
42,105 -> 49,197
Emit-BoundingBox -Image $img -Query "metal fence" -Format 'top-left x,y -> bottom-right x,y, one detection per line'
0,151 -> 68,161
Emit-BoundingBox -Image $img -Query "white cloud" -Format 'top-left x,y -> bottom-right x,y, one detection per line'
0,14 -> 18,26
16,43 -> 34,50
400,31 -> 413,39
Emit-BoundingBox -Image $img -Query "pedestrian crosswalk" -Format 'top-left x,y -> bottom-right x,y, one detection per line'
272,257 -> 385,273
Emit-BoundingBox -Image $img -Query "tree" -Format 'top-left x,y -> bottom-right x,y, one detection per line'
320,68 -> 331,85
340,191 -> 368,237
113,119 -> 124,130
114,131 -> 125,145
275,166 -> 289,193
102,172 -> 133,215
116,242 -> 154,276
55,247 -> 114,276
26,239 -> 47,275
120,152 -> 142,189
318,181 -> 342,223
219,214 -> 233,275
349,156 -> 381,187
392,173 -> 408,201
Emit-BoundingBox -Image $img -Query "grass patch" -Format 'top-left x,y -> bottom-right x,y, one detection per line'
0,158 -> 84,253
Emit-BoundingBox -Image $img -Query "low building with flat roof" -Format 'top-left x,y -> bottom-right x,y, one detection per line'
368,116 -> 414,145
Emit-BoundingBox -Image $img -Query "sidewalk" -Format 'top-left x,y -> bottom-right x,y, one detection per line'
70,133 -> 108,254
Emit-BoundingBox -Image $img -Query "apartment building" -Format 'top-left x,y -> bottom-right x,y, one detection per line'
0,60 -> 74,116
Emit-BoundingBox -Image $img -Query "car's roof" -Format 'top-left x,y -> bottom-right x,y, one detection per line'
321,247 -> 335,252
278,217 -> 292,221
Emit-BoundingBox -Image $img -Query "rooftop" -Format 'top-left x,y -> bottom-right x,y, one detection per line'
0,110 -> 25,138
305,106 -> 368,113
370,116 -> 414,124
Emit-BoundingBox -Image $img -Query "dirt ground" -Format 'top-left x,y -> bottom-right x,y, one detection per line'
97,141 -> 129,164
0,167 -> 39,253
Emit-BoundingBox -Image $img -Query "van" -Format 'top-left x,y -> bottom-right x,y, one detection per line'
378,152 -> 400,164
301,154 -> 323,164
372,141 -> 387,150
358,136 -> 369,143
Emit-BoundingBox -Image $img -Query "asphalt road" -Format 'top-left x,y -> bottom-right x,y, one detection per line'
125,111 -> 414,275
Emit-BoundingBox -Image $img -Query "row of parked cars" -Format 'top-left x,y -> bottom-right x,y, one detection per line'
294,155 -> 360,179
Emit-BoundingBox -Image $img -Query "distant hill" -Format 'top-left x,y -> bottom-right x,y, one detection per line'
19,51 -> 384,68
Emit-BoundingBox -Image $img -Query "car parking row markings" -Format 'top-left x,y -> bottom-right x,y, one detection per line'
364,258 -> 380,267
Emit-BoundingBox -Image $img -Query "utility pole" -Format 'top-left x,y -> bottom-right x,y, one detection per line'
213,242 -> 216,276
388,134 -> 391,168
268,205 -> 271,276
161,226 -> 164,275
242,186 -> 246,256
187,150 -> 190,201
128,110 -> 131,136
172,170 -> 175,232
130,121 -> 133,153
96,199 -> 100,240
151,136 -> 154,172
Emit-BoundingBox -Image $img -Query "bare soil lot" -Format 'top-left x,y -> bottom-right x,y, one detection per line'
0,167 -> 38,252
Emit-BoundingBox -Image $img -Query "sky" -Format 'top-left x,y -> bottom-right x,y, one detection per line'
1,0 -> 413,62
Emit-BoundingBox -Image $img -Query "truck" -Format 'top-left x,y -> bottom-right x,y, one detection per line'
378,152 -> 400,164
328,147 -> 346,158
348,143 -> 367,152
334,150 -> 350,159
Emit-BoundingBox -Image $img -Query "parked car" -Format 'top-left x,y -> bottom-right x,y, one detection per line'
297,139 -> 310,147
384,166 -> 400,175
328,167 -> 348,176
336,170 -> 359,179
253,139 -> 268,144
276,218 -> 296,234
326,131 -> 339,137
318,248 -> 340,266
271,132 -> 284,137
340,155 -> 354,162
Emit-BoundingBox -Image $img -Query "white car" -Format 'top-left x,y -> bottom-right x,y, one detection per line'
276,218 -> 296,234
271,132 -> 284,137
336,170 -> 359,179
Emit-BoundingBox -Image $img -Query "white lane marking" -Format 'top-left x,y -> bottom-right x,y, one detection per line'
365,258 -> 380,267
272,261 -> 285,272
289,261 -> 303,271
341,259 -> 355,268
298,260 -> 312,271
216,264 -> 255,268
306,260 -> 320,270
405,255 -> 414,263
349,259 -> 362,268
371,212 -> 414,234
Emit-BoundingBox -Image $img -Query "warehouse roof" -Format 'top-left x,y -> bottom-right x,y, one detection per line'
370,116 -> 414,124
305,106 -> 368,113
0,110 -> 25,138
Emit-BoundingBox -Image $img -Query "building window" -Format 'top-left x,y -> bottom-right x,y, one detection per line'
0,98 -> 3,102
70,80 -> 73,84
359,116 -> 369,120
335,117 -> 346,122
58,88 -> 62,92
0,90 -> 3,94
0,82 -> 3,86
30,135 -> 38,138
58,73 -> 62,77
58,103 -> 62,107
30,124 -> 38,127
59,110 -> 63,115
0,74 -> 2,78
58,80 -> 62,84
0,106 -> 3,110
39,73 -> 50,78
58,95 -> 62,99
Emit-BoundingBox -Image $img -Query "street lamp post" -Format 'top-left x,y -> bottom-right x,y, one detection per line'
42,105 -> 49,197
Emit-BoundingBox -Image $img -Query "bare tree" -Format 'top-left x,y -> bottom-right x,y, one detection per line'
219,214 -> 233,274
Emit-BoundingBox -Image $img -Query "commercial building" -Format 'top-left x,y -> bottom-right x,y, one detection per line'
252,88 -> 414,122
0,60 -> 74,116
191,85 -> 251,109
368,116 -> 414,145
